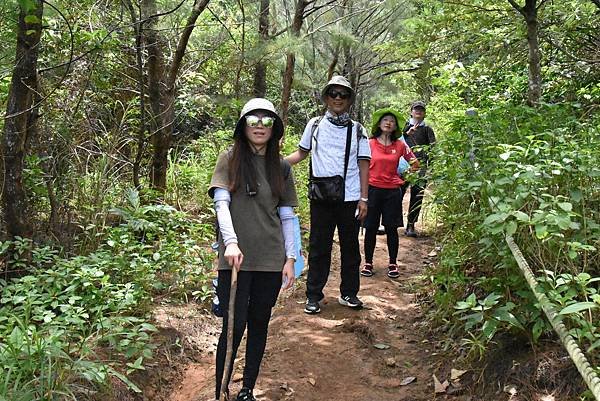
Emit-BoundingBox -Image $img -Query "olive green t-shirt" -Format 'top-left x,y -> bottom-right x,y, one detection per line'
209,151 -> 298,272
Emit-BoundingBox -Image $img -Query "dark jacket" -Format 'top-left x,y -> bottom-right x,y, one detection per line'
402,122 -> 436,168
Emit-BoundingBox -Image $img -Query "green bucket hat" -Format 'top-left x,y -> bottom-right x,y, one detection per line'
370,108 -> 404,135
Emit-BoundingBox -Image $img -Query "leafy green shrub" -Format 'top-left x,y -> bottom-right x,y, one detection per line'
167,130 -> 231,213
430,101 -> 600,363
0,190 -> 214,399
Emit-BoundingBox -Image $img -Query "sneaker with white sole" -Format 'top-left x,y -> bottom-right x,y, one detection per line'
236,387 -> 256,401
338,295 -> 363,309
304,299 -> 321,314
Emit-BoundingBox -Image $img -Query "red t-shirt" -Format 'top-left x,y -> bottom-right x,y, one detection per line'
368,138 -> 416,189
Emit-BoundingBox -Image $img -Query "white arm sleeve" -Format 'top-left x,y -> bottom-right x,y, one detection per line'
213,188 -> 237,246
278,206 -> 296,260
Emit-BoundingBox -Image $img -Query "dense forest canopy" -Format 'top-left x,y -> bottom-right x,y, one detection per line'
0,0 -> 599,399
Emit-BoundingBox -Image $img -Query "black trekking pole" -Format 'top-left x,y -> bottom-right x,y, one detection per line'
219,267 -> 238,401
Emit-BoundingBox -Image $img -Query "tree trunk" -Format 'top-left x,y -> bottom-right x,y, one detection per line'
415,55 -> 432,103
142,0 -> 211,191
1,0 -> 43,239
253,0 -> 270,97
327,48 -> 339,81
508,0 -> 542,106
124,0 -> 147,190
143,0 -> 171,190
524,1 -> 541,106
280,0 -> 309,126
280,53 -> 296,126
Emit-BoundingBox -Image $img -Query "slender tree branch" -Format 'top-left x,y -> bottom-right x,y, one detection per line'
168,0 -> 211,87
542,34 -> 600,63
443,0 -> 507,12
206,5 -> 239,47
147,0 -> 187,20
536,0 -> 551,10
506,0 -> 526,17
304,7 -> 374,37
303,0 -> 337,19
234,0 -> 245,94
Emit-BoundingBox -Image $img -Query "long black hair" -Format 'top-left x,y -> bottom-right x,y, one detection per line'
371,113 -> 401,141
228,111 -> 285,199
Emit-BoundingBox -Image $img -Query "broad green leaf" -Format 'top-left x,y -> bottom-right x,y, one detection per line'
481,319 -> 498,340
576,273 -> 591,282
513,211 -> 529,222
532,320 -> 545,343
535,224 -> 548,239
493,308 -> 524,330
483,213 -> 507,225
555,216 -> 572,230
460,312 -> 484,324
558,302 -> 598,315
481,293 -> 502,307
557,202 -> 572,212
588,339 -> 600,353
109,369 -> 142,393
505,221 -> 517,236
570,190 -> 583,202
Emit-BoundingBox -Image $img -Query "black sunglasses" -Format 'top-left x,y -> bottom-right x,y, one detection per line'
326,89 -> 351,100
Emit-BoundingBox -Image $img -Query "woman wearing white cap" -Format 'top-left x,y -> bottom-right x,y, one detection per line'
209,98 -> 298,401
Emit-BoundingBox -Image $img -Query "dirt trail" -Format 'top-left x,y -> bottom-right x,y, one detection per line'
159,221 -> 446,401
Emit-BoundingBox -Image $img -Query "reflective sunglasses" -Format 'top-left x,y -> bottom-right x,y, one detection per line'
245,115 -> 274,128
326,89 -> 351,100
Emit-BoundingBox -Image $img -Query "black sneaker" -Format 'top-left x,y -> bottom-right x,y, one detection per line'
338,295 -> 363,309
304,299 -> 321,314
405,224 -> 417,237
236,387 -> 256,401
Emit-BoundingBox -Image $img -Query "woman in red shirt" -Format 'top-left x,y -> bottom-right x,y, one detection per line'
361,109 -> 418,279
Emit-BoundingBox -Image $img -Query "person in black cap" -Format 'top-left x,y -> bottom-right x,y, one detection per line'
401,101 -> 436,237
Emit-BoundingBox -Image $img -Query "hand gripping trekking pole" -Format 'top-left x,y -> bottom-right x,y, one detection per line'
219,267 -> 239,401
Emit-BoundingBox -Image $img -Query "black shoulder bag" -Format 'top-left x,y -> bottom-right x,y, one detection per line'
307,121 -> 352,203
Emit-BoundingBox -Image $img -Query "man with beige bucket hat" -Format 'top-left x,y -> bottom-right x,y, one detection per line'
286,76 -> 371,314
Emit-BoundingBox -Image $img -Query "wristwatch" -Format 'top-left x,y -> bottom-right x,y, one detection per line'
360,197 -> 368,202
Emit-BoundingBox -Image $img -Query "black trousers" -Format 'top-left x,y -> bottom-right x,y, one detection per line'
215,270 -> 281,399
364,225 -> 399,265
403,182 -> 426,225
306,200 -> 361,302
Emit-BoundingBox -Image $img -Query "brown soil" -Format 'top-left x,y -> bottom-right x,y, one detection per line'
122,223 -> 586,401
144,222 -> 463,401
120,202 -> 585,401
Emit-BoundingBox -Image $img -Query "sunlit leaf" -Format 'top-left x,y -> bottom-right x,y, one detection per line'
559,302 -> 598,315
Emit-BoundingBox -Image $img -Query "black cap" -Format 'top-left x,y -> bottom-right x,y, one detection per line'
411,100 -> 426,110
